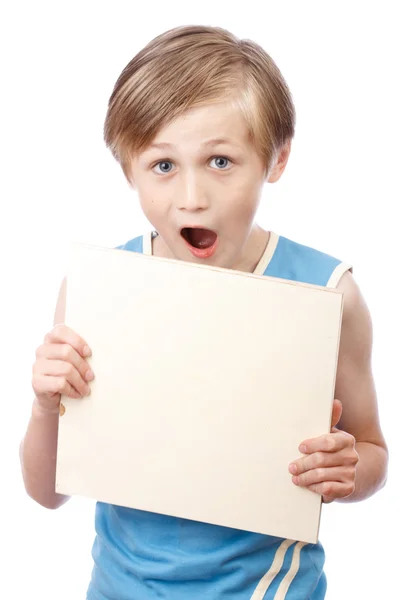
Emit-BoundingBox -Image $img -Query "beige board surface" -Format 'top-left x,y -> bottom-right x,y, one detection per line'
56,243 -> 344,544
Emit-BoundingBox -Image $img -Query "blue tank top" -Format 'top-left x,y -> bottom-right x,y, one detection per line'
86,231 -> 351,600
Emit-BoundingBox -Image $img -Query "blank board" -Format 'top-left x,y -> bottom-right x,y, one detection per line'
56,243 -> 344,544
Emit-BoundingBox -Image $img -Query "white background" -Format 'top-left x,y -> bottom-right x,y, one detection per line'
1,1 -> 413,598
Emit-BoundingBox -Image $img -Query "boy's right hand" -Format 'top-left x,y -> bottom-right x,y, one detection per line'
32,324 -> 94,413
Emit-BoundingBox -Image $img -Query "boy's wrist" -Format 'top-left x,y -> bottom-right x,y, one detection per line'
32,397 -> 60,418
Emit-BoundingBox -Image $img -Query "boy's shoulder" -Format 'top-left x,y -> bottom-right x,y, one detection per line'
268,234 -> 352,288
277,234 -> 341,263
115,235 -> 144,253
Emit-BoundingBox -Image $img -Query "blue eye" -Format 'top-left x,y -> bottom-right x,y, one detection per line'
154,161 -> 173,174
152,156 -> 232,174
210,157 -> 230,169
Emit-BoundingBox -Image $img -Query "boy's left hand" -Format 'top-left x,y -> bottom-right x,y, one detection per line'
288,399 -> 359,503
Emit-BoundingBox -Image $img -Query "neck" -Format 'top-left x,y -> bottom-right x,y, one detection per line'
232,225 -> 270,273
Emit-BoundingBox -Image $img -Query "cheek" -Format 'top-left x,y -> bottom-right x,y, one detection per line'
136,181 -> 166,221
224,181 -> 262,223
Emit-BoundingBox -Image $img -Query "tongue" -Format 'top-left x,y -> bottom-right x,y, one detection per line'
186,228 -> 217,249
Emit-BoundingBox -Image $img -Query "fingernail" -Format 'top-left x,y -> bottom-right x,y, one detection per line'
85,369 -> 94,381
299,445 -> 307,453
83,345 -> 92,357
289,463 -> 297,474
292,476 -> 299,485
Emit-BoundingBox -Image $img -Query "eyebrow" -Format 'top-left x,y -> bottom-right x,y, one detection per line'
147,138 -> 239,151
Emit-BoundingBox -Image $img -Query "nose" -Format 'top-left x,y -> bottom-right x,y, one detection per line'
176,171 -> 209,212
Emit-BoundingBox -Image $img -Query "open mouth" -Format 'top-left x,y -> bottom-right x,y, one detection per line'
180,227 -> 218,258
181,227 -> 217,249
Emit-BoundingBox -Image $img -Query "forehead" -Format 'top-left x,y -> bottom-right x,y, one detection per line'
150,102 -> 252,149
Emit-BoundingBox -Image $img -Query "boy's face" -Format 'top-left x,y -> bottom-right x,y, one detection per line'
129,102 -> 289,270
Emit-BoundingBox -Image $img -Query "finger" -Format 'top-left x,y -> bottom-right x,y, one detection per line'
36,343 -> 94,382
33,374 -> 81,400
306,481 -> 355,500
331,399 -> 342,429
289,448 -> 359,475
35,359 -> 91,397
292,465 -> 356,487
44,324 -> 92,358
298,430 -> 355,454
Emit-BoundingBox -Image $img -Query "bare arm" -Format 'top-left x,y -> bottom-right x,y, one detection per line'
20,278 -> 93,509
333,270 -> 388,502
289,271 -> 388,503
19,399 -> 69,509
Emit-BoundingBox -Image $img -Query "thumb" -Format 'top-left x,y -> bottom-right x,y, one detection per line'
331,398 -> 343,430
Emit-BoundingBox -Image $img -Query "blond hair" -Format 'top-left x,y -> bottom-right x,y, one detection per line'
104,25 -> 296,181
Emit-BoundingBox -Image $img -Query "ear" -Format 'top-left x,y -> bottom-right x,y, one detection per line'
267,140 -> 291,183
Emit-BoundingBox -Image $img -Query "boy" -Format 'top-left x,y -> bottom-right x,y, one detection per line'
21,25 -> 388,599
